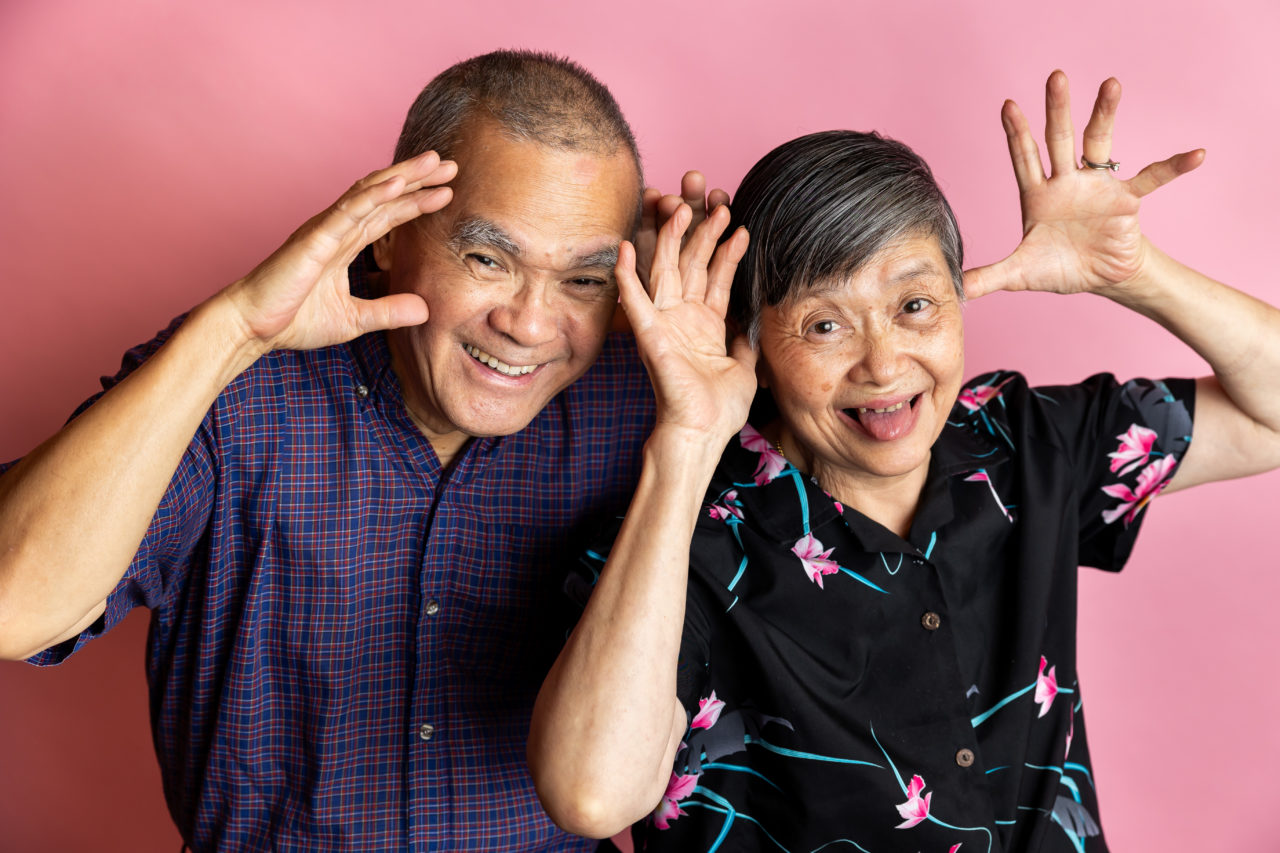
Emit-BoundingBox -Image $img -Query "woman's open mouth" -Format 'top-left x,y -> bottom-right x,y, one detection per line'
843,394 -> 922,441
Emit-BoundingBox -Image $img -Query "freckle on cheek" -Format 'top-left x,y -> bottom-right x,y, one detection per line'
821,382 -> 833,392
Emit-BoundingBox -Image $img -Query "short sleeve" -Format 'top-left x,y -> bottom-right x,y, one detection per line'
1031,373 -> 1195,571
8,316 -> 219,665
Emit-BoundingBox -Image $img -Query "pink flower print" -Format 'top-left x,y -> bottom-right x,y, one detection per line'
791,532 -> 841,588
964,469 -> 1012,522
895,774 -> 932,829
1101,453 -> 1178,526
1034,656 -> 1058,718
1108,424 -> 1158,475
652,771 -> 698,830
958,377 -> 1013,412
740,424 -> 787,485
652,796 -> 685,830
707,490 -> 743,521
690,691 -> 725,730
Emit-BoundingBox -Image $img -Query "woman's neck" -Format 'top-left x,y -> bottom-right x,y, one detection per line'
771,424 -> 929,540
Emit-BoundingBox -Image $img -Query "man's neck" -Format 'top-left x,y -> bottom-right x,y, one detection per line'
402,403 -> 471,470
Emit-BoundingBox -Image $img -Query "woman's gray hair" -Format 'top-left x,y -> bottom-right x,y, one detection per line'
728,130 -> 963,344
392,49 -> 642,187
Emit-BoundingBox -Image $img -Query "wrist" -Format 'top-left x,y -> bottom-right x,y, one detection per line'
182,291 -> 273,383
1097,240 -> 1173,311
642,425 -> 729,494
646,422 -> 734,463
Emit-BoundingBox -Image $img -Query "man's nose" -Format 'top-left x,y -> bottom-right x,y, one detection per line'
489,282 -> 557,347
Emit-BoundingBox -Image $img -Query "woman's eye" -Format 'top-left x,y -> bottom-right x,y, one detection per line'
810,320 -> 840,335
903,298 -> 930,314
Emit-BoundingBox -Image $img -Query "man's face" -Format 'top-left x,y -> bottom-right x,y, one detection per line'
375,118 -> 640,449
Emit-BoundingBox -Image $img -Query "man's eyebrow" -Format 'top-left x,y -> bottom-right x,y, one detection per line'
448,217 -> 521,256
572,245 -> 620,270
446,218 -> 618,271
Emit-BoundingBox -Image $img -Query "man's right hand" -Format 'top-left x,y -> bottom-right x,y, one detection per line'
0,152 -> 455,661
222,151 -> 456,354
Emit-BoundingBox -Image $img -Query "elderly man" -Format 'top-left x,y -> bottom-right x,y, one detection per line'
0,51 -> 717,851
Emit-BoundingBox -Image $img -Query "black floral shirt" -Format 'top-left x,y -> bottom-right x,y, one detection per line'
578,371 -> 1194,853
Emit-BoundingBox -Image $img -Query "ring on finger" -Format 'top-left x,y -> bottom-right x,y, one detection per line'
1081,156 -> 1120,172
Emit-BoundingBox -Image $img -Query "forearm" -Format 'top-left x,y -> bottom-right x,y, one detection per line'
1104,242 -> 1280,484
529,427 -> 722,838
0,292 -> 265,659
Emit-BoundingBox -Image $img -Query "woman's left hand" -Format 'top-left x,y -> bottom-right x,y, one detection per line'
963,70 -> 1204,300
617,203 -> 755,446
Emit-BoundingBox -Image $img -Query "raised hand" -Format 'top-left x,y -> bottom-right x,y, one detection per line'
222,151 -> 457,354
633,170 -> 732,286
617,201 -> 755,443
964,71 -> 1204,300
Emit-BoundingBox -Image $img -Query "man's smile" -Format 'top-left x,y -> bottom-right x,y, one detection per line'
464,343 -> 541,376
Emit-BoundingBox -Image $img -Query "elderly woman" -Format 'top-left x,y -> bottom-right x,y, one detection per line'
528,72 -> 1280,852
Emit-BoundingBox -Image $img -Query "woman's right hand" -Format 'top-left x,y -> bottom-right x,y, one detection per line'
221,151 -> 457,355
616,202 -> 755,446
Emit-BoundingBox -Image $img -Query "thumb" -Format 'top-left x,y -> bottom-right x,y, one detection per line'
355,292 -> 429,333
962,253 -> 1026,301
729,333 -> 760,373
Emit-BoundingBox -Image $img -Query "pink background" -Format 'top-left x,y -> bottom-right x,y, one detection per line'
2,1 -> 1277,850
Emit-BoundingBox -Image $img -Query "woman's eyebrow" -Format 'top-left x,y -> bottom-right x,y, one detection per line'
889,260 -> 943,283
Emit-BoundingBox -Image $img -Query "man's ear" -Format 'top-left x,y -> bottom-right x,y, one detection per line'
372,229 -> 396,272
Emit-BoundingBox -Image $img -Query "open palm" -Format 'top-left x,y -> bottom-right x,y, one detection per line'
223,151 -> 457,353
618,202 -> 756,444
965,72 -> 1204,300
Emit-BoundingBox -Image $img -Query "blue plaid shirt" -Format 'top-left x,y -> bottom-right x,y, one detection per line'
19,255 -> 656,851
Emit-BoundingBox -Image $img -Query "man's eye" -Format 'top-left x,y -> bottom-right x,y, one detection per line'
568,277 -> 607,287
903,298 -> 930,314
468,254 -> 502,270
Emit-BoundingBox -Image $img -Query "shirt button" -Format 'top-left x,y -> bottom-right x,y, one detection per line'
355,383 -> 369,399
912,558 -> 924,566
425,598 -> 440,616
418,723 -> 435,742
921,611 -> 942,631
956,748 -> 975,768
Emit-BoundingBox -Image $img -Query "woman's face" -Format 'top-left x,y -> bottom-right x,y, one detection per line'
757,232 -> 964,492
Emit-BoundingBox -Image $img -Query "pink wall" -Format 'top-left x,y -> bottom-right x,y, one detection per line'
2,1 -> 1277,850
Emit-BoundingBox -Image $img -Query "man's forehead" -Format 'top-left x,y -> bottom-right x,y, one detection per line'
447,117 -> 639,212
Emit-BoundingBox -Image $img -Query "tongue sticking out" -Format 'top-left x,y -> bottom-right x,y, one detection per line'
849,399 -> 916,441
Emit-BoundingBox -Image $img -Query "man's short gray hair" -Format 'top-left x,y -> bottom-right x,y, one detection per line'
393,49 -> 643,187
728,130 -> 963,345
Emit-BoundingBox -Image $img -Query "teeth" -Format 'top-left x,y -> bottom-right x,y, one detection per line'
856,401 -> 906,414
465,345 -> 538,376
